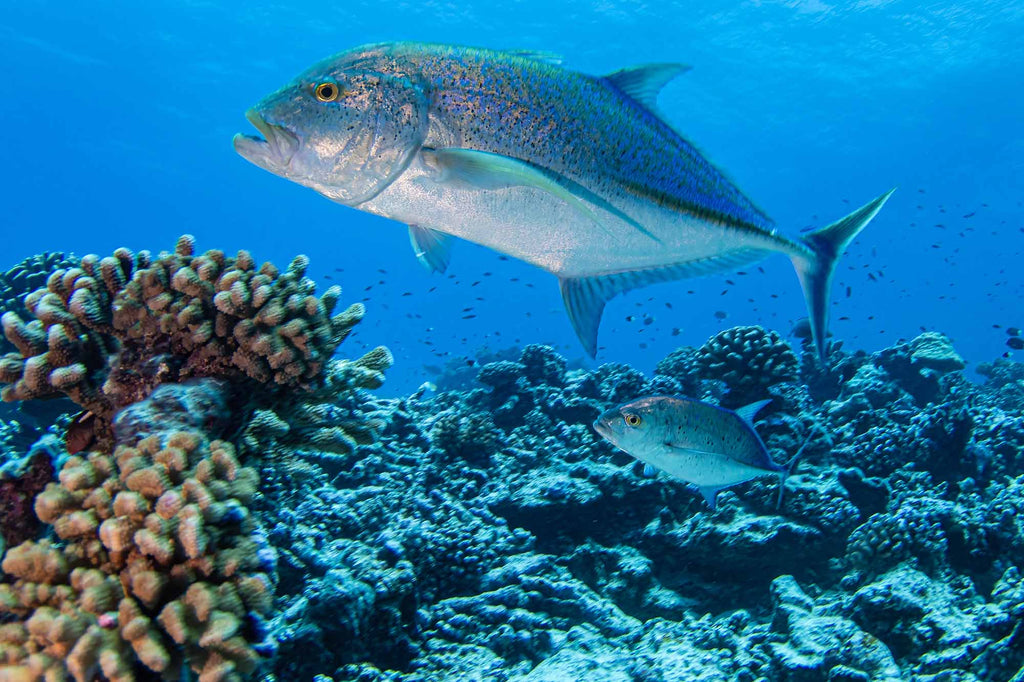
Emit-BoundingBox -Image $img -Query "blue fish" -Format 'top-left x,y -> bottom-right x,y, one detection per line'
234,42 -> 893,358
594,395 -> 802,509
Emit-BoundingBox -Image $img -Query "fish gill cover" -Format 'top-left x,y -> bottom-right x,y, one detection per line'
1,1 -> 1022,681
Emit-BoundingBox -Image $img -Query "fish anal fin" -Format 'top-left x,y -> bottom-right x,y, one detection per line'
408,225 -> 453,274
559,250 -> 767,357
602,63 -> 691,112
734,399 -> 771,425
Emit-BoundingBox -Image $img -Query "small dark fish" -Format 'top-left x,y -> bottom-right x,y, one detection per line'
1008,337 -> 1024,350
66,411 -> 98,455
714,311 -> 727,320
1007,327 -> 1021,337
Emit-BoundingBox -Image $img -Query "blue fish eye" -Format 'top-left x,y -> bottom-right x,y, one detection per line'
624,413 -> 642,427
314,81 -> 341,102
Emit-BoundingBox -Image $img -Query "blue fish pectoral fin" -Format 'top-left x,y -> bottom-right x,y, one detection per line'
422,147 -> 658,242
734,399 -> 771,425
793,188 -> 896,362
642,463 -> 658,478
408,225 -> 453,274
559,249 -> 768,357
697,485 -> 722,510
421,147 -> 607,230
601,63 -> 691,112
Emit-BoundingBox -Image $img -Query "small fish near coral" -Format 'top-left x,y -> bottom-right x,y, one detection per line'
234,41 -> 894,360
594,395 -> 802,510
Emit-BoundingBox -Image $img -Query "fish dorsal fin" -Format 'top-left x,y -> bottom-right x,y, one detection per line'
507,49 -> 564,66
602,63 -> 691,111
734,399 -> 771,425
559,249 -> 768,357
408,225 -> 452,274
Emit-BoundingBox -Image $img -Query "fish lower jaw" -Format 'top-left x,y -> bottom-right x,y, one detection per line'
234,110 -> 299,170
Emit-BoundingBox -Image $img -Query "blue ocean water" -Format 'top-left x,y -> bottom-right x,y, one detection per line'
1,0 -> 1021,395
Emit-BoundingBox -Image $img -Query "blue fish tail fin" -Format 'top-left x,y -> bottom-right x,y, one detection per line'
792,189 -> 895,361
776,427 -> 818,509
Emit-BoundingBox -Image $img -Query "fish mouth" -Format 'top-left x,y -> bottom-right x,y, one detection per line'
592,418 -> 612,439
233,109 -> 299,170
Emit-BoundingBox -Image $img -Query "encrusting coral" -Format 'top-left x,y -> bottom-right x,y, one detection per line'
0,235 -> 365,439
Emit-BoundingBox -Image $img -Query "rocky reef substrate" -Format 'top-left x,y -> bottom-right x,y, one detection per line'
2,246 -> 1023,682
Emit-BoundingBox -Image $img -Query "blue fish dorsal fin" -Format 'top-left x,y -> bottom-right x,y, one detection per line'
601,63 -> 691,112
408,225 -> 453,274
559,250 -> 767,357
507,49 -> 564,66
734,399 -> 772,425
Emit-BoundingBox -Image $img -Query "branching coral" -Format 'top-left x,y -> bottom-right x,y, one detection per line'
0,252 -> 80,356
0,382 -> 273,681
0,235 -> 364,436
0,235 -> 389,681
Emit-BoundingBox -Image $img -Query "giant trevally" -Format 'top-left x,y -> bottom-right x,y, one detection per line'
233,42 -> 893,359
593,395 -> 800,510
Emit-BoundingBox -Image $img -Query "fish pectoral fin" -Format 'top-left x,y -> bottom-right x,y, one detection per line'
602,63 -> 691,112
421,147 -> 654,241
408,224 -> 453,274
664,443 -> 723,458
642,463 -> 658,478
734,399 -> 772,426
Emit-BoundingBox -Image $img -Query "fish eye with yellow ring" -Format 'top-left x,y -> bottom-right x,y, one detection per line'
623,413 -> 642,427
314,81 -> 340,102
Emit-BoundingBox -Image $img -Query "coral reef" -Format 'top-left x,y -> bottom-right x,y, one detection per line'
0,235 -> 364,441
3,272 -> 1022,682
224,327 -> 1024,681
0,381 -> 273,681
0,252 -> 79,356
0,237 -> 388,681
695,325 -> 799,406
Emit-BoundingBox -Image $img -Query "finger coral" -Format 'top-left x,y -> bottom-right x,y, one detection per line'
0,385 -> 272,681
0,251 -> 80,356
0,235 -> 365,438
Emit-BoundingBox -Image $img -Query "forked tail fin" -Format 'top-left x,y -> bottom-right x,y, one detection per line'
792,189 -> 896,361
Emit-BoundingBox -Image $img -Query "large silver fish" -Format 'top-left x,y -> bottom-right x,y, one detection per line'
234,42 -> 893,358
594,395 -> 798,509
